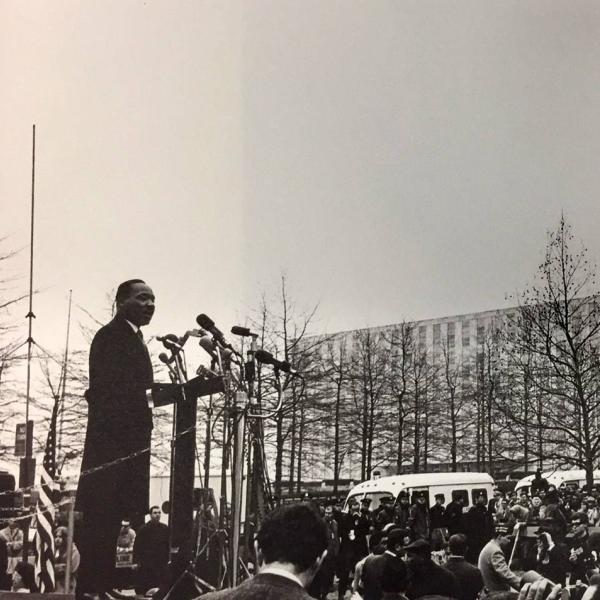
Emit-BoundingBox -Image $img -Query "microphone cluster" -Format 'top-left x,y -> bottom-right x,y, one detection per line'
157,313 -> 301,377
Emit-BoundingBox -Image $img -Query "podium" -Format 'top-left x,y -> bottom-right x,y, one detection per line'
149,375 -> 224,579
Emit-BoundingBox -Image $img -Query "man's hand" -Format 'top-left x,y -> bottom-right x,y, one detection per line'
518,579 -> 567,600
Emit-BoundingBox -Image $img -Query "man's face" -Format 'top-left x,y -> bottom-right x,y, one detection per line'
118,282 -> 155,327
8,519 -> 16,530
151,508 -> 161,522
325,506 -> 333,520
435,497 -> 443,505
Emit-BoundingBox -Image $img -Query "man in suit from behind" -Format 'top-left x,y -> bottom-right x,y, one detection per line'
362,528 -> 408,600
202,503 -> 328,600
76,279 -> 156,600
444,534 -> 484,600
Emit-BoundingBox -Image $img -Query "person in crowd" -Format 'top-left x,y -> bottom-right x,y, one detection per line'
569,511 -> 598,585
408,494 -> 430,541
117,520 -> 136,551
201,503 -> 328,600
430,494 -> 448,551
394,494 -> 411,530
404,539 -> 460,600
496,498 -> 514,527
478,523 -> 522,592
544,489 -> 567,542
352,531 -> 384,599
489,489 -> 504,514
0,519 -> 23,586
379,554 -> 410,600
510,501 -> 529,526
373,497 -> 395,531
11,561 -> 37,593
76,279 -> 156,600
336,499 -> 360,600
531,470 -> 549,496
465,494 -> 493,564
362,528 -> 408,600
534,524 -> 566,585
444,534 -> 484,600
54,526 -> 81,593
308,504 -> 339,600
132,506 -> 169,595
529,496 -> 543,523
585,497 -> 600,527
355,499 -> 373,561
446,495 -> 466,536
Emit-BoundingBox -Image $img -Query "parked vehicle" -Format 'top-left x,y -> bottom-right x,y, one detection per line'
344,472 -> 495,511
515,469 -> 600,495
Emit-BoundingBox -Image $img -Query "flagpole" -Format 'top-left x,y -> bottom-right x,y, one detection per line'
21,124 -> 36,559
23,123 -> 36,484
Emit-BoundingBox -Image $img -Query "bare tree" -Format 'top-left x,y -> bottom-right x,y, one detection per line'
500,217 -> 600,488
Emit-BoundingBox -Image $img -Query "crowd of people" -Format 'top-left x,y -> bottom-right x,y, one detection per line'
293,469 -> 600,600
0,504 -> 168,596
198,495 -> 600,600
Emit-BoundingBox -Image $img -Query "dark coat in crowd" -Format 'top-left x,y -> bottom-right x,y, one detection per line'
444,555 -> 484,600
202,573 -> 314,600
465,504 -> 493,563
430,504 -> 447,531
405,559 -> 460,600
446,500 -> 465,536
362,552 -> 405,600
133,519 -> 170,593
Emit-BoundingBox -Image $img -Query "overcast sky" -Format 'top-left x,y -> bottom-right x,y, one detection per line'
2,0 -> 600,368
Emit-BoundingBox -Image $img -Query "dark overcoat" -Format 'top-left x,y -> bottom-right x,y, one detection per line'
75,315 -> 153,596
76,315 -> 153,520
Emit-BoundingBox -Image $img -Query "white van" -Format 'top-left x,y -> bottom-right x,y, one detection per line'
515,470 -> 600,495
344,472 -> 495,512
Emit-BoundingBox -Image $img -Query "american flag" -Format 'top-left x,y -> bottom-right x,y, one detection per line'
34,399 -> 59,592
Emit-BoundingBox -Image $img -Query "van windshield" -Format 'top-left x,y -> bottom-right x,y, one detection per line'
363,492 -> 394,511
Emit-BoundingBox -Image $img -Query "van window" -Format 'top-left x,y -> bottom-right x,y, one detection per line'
344,494 -> 364,511
411,490 -> 430,506
452,489 -> 469,506
471,488 -> 488,504
363,492 -> 394,511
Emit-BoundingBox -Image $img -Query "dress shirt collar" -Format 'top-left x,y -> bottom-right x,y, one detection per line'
125,319 -> 140,334
259,565 -> 304,588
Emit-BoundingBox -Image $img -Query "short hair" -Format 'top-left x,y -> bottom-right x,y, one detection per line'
115,279 -> 146,306
14,561 -> 36,591
256,503 -> 328,572
381,557 -> 408,593
448,534 -> 468,556
149,505 -> 161,513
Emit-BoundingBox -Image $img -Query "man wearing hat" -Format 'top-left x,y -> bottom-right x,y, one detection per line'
355,498 -> 373,560
404,539 -> 460,600
373,496 -> 395,530
362,528 -> 408,600
569,511 -> 597,584
478,523 -> 521,592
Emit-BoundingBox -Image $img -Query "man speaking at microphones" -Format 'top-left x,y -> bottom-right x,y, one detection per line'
75,279 -> 156,600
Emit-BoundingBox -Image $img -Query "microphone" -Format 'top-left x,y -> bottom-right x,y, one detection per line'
254,349 -> 300,376
157,333 -> 184,352
158,352 -> 172,364
231,325 -> 258,337
196,314 -> 238,353
199,335 -> 218,361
